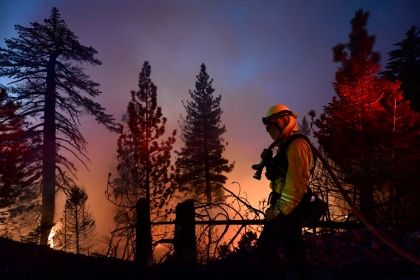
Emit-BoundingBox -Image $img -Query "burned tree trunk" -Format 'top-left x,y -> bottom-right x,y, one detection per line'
174,199 -> 197,266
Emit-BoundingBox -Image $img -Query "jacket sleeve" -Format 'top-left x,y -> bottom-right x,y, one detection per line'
275,138 -> 313,215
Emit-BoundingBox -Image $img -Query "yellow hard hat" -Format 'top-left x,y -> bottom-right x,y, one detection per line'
263,104 -> 298,124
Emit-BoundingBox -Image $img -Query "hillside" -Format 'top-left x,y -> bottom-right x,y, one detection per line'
0,227 -> 419,279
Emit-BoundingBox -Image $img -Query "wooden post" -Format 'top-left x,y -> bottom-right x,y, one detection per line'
174,199 -> 197,266
136,198 -> 150,269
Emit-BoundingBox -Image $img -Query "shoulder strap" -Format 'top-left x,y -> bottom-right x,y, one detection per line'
278,133 -> 317,175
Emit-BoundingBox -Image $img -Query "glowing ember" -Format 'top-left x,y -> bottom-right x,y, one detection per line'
48,226 -> 55,249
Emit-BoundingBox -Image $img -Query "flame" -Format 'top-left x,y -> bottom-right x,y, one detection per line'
48,226 -> 55,249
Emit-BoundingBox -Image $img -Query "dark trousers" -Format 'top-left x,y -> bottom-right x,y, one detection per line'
256,214 -> 308,279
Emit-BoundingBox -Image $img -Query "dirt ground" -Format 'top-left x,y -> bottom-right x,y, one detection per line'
0,227 -> 419,280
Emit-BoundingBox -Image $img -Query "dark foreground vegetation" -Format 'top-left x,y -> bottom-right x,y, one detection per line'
1,227 -> 419,280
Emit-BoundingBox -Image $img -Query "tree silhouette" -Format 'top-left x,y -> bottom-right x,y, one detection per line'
53,184 -> 96,254
0,88 -> 36,209
298,116 -> 311,137
375,79 -> 420,225
311,9 -> 382,223
0,7 -> 116,244
106,61 -> 176,262
0,88 -> 40,238
175,64 -> 234,203
381,26 -> 420,112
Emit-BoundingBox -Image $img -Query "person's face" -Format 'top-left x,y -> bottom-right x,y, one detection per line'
264,116 -> 289,140
264,117 -> 279,140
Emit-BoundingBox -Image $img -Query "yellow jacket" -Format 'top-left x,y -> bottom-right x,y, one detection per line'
270,137 -> 314,215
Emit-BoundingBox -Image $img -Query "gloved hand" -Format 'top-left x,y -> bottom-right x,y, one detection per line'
265,205 -> 280,221
265,160 -> 277,181
260,148 -> 273,162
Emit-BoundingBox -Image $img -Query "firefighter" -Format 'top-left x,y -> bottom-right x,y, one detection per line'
256,104 -> 314,280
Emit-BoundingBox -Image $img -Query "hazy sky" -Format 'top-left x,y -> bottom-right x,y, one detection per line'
1,0 -> 420,243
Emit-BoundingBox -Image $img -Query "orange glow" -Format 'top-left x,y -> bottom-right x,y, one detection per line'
48,226 -> 55,249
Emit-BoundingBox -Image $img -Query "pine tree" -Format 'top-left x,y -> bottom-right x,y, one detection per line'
312,9 -> 382,223
0,7 -> 116,244
375,79 -> 420,225
175,63 -> 234,203
53,185 -> 96,254
381,26 -> 420,112
0,89 -> 34,209
106,61 -> 176,262
298,116 -> 311,137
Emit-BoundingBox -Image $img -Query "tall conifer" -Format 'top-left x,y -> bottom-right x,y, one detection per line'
0,7 -> 116,244
312,9 -> 382,223
381,26 -> 420,112
106,61 -> 176,262
175,64 -> 234,203
375,79 -> 420,224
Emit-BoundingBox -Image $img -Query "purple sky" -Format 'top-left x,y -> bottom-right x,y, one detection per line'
1,0 -> 420,244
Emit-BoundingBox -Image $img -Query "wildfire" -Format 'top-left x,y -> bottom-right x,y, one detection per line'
48,226 -> 55,249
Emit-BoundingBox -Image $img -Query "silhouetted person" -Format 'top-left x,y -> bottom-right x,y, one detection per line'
256,104 -> 315,280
